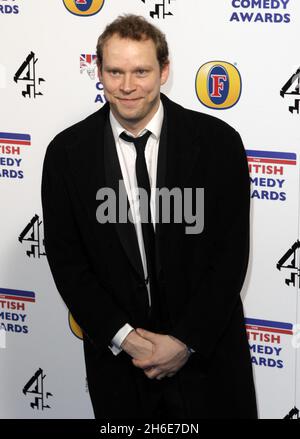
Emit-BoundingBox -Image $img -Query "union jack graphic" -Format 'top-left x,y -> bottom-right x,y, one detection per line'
80,54 -> 97,79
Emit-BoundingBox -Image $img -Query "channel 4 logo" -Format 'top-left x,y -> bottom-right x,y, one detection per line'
62,0 -> 105,16
195,61 -> 242,109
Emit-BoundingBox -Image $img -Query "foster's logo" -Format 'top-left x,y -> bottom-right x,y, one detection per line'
63,0 -> 105,16
196,61 -> 242,109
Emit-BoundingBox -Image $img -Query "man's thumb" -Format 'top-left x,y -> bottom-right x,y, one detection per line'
136,327 -> 156,341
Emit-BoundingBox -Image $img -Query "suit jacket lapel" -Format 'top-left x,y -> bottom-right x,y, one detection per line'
103,117 -> 145,282
154,110 -> 167,277
155,94 -> 203,278
160,93 -> 201,189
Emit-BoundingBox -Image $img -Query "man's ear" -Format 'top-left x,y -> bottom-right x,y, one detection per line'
160,61 -> 170,86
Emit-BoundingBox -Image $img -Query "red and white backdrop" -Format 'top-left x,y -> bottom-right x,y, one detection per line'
0,0 -> 299,419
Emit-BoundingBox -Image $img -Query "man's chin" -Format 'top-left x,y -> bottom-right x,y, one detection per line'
115,109 -> 146,125
110,99 -> 159,126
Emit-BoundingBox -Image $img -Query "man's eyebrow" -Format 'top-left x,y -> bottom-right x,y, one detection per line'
103,65 -> 153,71
103,65 -> 123,71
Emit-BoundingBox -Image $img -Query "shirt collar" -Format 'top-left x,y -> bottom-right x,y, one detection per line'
110,100 -> 164,142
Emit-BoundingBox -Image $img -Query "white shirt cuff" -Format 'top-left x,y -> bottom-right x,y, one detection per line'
109,323 -> 135,356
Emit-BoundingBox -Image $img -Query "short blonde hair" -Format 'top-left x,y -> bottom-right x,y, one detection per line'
96,14 -> 169,70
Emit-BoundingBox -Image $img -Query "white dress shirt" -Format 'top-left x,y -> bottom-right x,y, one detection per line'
108,101 -> 164,355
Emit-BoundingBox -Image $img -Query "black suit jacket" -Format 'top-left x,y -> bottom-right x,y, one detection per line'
41,94 -> 257,418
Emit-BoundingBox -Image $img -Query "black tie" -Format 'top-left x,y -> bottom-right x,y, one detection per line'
120,130 -> 160,327
120,130 -> 152,224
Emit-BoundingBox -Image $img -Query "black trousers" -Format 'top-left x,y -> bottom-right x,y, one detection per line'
91,367 -> 188,419
132,370 -> 188,419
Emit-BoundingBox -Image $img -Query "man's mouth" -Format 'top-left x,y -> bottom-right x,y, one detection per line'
117,97 -> 143,106
118,97 -> 142,101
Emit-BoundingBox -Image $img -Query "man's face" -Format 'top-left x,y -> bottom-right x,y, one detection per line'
98,34 -> 169,133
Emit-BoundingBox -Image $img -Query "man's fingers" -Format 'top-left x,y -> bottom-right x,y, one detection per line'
144,367 -> 177,380
156,374 -> 165,380
136,328 -> 157,342
147,370 -> 176,380
132,358 -> 155,369
144,367 -> 163,379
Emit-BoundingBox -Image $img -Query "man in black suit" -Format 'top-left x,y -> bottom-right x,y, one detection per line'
41,14 -> 257,418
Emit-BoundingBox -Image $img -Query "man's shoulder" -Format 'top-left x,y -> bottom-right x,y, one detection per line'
46,104 -> 108,159
54,106 -> 107,144
162,93 -> 238,137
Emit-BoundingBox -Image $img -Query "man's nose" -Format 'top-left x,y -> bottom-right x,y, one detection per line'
120,73 -> 136,93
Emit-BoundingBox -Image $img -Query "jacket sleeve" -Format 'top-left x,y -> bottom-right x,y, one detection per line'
171,128 -> 250,360
41,137 -> 130,352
